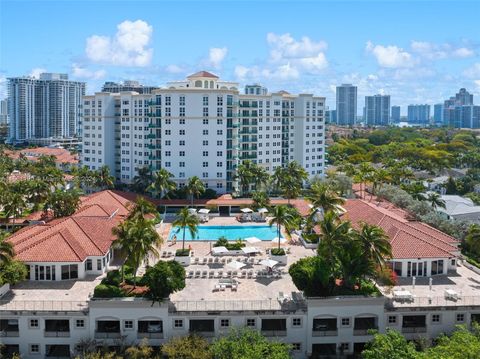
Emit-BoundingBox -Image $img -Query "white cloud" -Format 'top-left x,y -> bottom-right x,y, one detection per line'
29,68 -> 47,78
165,64 -> 185,74
411,41 -> 474,60
298,52 -> 328,72
366,41 -> 415,68
463,63 -> 480,78
206,47 -> 228,69
267,33 -> 327,61
85,20 -> 153,67
71,64 -> 106,80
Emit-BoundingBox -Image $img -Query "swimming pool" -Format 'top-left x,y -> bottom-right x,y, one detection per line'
168,225 -> 282,241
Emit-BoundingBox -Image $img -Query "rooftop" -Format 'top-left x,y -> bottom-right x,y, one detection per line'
5,147 -> 79,165
187,71 -> 219,79
438,195 -> 480,216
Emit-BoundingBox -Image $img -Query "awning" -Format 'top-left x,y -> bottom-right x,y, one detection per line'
259,259 -> 279,268
245,236 -> 261,244
241,208 -> 253,213
258,208 -> 269,213
227,260 -> 246,270
242,246 -> 260,254
198,208 -> 210,214
212,246 -> 228,254
271,237 -> 287,244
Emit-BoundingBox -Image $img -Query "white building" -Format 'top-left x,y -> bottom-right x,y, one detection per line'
0,98 -> 8,125
81,71 -> 326,193
335,84 -> 357,126
437,195 -> 480,224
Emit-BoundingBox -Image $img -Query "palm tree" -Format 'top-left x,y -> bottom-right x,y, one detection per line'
95,165 -> 115,189
0,232 -> 14,264
465,224 -> 480,257
427,192 -> 446,210
3,191 -> 27,229
132,167 -> 152,194
402,182 -> 427,201
273,162 -> 308,204
251,191 -> 270,211
185,176 -> 205,207
127,196 -> 158,221
148,169 -> 176,199
235,160 -> 255,195
25,179 -> 50,211
172,207 -> 199,252
268,205 -> 294,250
251,165 -> 270,191
111,220 -> 133,283
306,182 -> 345,215
355,223 -> 392,269
354,162 -> 374,199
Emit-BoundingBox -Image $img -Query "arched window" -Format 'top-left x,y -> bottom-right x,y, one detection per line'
195,80 -> 202,87
204,80 -> 208,88
210,81 -> 214,89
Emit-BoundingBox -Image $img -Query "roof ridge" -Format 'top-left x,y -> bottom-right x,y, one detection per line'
58,227 -> 86,261
397,226 -> 456,257
8,216 -> 71,247
15,224 -> 69,254
70,217 -> 107,254
403,220 -> 457,246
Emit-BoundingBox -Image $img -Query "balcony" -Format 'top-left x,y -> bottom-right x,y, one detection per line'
138,320 -> 163,339
146,134 -> 156,139
148,123 -> 160,128
240,129 -> 258,135
240,153 -> 257,160
95,331 -> 121,339
44,331 -> 70,337
353,317 -> 377,336
149,155 -> 161,161
189,319 -> 215,337
312,318 -> 337,337
402,315 -> 426,334
0,320 -> 19,337
138,332 -> 164,339
95,320 -> 121,339
312,330 -> 338,337
353,328 -> 378,336
261,319 -> 286,337
261,330 -> 287,337
402,327 -> 427,333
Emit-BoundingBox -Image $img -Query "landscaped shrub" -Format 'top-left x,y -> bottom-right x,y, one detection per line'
270,248 -> 286,256
102,269 -> 122,286
175,248 -> 190,256
93,284 -> 125,298
214,237 -> 245,250
302,233 -> 319,243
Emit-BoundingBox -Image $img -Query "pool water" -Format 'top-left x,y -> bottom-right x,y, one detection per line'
168,225 -> 281,241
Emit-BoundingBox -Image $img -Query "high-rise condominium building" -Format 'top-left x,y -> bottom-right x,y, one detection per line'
443,88 -> 479,128
81,71 -> 326,194
245,84 -> 268,96
433,104 -> 444,125
407,104 -> 431,125
364,94 -> 390,126
101,80 -> 159,94
391,106 -> 401,123
0,98 -> 8,125
335,84 -> 357,126
7,73 -> 85,143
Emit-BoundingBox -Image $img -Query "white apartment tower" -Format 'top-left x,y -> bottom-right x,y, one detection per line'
81,72 -> 326,193
7,73 -> 85,143
336,84 -> 357,126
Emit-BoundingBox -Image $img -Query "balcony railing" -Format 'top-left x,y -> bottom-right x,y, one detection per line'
402,327 -> 427,333
312,329 -> 338,337
353,327 -> 378,336
261,330 -> 287,337
44,331 -> 70,337
0,330 -> 19,337
189,331 -> 215,337
0,300 -> 88,312
94,331 -> 121,339
137,332 -> 164,339
169,298 -> 305,312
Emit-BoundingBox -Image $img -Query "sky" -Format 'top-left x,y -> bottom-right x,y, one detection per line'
1,0 -> 480,114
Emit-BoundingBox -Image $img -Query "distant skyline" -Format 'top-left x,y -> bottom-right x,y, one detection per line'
1,0 -> 479,114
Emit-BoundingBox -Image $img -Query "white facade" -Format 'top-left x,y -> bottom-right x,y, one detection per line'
81,72 -> 326,193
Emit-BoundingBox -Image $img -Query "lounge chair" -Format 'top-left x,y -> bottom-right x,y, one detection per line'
213,283 -> 221,291
201,271 -> 208,278
221,258 -> 226,264
231,284 -> 238,291
208,257 -> 213,264
209,271 -> 215,278
214,257 -> 219,264
187,271 -> 194,278
162,251 -> 167,257
194,270 -> 201,278
232,271 -> 238,277
194,258 -> 199,264
240,270 -> 247,278
217,270 -> 223,278
202,258 -> 207,265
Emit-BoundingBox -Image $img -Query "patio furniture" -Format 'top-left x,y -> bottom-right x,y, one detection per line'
217,270 -> 223,278
213,283 -> 221,291
208,257 -> 213,264
260,259 -> 279,268
220,285 -> 226,291
393,289 -> 413,301
201,271 -> 207,278
187,271 -> 194,278
214,257 -> 220,264
194,271 -> 201,278
232,283 -> 238,291
209,271 -> 215,278
194,258 -> 199,264
245,236 -> 261,244
201,258 -> 207,265
445,289 -> 459,300
212,246 -> 229,256
227,260 -> 246,271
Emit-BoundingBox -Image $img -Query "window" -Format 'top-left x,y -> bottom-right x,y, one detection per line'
216,162 -> 223,167
456,313 -> 465,322
220,319 -> 230,328
388,316 -> 397,324
174,319 -> 184,328
432,314 -> 440,323
179,129 -> 185,135
97,259 -> 102,271
291,343 -> 301,351
85,259 -> 92,271
246,319 -> 256,327
29,319 -> 39,328
61,264 -> 79,280
124,320 -> 133,330
75,319 -> 85,328
340,343 -> 349,352
30,344 -> 40,354
203,119 -> 209,125
341,318 -> 350,327
203,129 -> 209,135
292,318 -> 302,327
202,162 -> 208,167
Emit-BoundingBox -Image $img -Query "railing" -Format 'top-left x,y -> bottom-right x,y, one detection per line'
189,330 -> 215,337
94,331 -> 121,339
386,295 -> 480,308
353,327 -> 377,336
0,300 -> 88,312
169,299 -> 305,312
261,330 -> 287,337
312,329 -> 338,337
137,332 -> 164,339
402,326 -> 427,333
0,330 -> 19,337
44,330 -> 70,337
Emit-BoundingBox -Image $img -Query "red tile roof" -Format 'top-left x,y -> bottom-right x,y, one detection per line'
8,191 -> 131,263
6,147 -> 79,165
187,71 -> 219,79
342,199 -> 459,259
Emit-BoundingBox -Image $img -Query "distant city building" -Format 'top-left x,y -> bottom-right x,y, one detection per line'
329,109 -> 337,124
443,88 -> 479,128
391,106 -> 401,123
433,104 -> 444,125
364,94 -> 390,126
101,80 -> 159,94
244,84 -> 268,96
0,98 -> 8,125
407,104 -> 431,125
335,84 -> 357,126
7,73 -> 85,143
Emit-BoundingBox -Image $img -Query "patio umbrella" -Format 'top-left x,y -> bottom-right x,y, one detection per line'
271,237 -> 287,244
212,246 -> 228,254
227,260 -> 246,270
198,208 -> 210,214
245,236 -> 261,244
258,208 -> 268,213
241,208 -> 253,213
242,246 -> 259,254
188,208 -> 197,213
259,259 -> 279,268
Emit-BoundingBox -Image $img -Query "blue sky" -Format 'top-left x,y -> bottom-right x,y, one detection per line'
1,0 -> 479,113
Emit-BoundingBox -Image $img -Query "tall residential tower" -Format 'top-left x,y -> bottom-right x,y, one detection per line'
335,84 -> 357,126
364,94 -> 390,126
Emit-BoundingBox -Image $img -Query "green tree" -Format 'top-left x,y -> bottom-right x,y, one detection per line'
185,176 -> 205,207
0,232 -> 15,264
127,196 -> 158,222
465,224 -> 480,257
3,190 -> 27,227
306,182 -> 345,214
422,324 -> 480,359
147,168 -> 176,199
210,328 -> 291,359
172,207 -> 199,252
288,256 -> 331,296
235,160 -> 255,195
95,165 -> 115,189
362,329 -> 418,359
0,259 -> 27,285
143,260 -> 185,304
131,167 -> 152,194
162,335 -> 212,359
44,189 -> 81,218
355,223 -> 392,269
24,179 -> 50,211
268,205 -> 295,250
427,192 -> 446,210
444,176 -> 458,195
251,191 -> 270,210
124,339 -> 153,359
